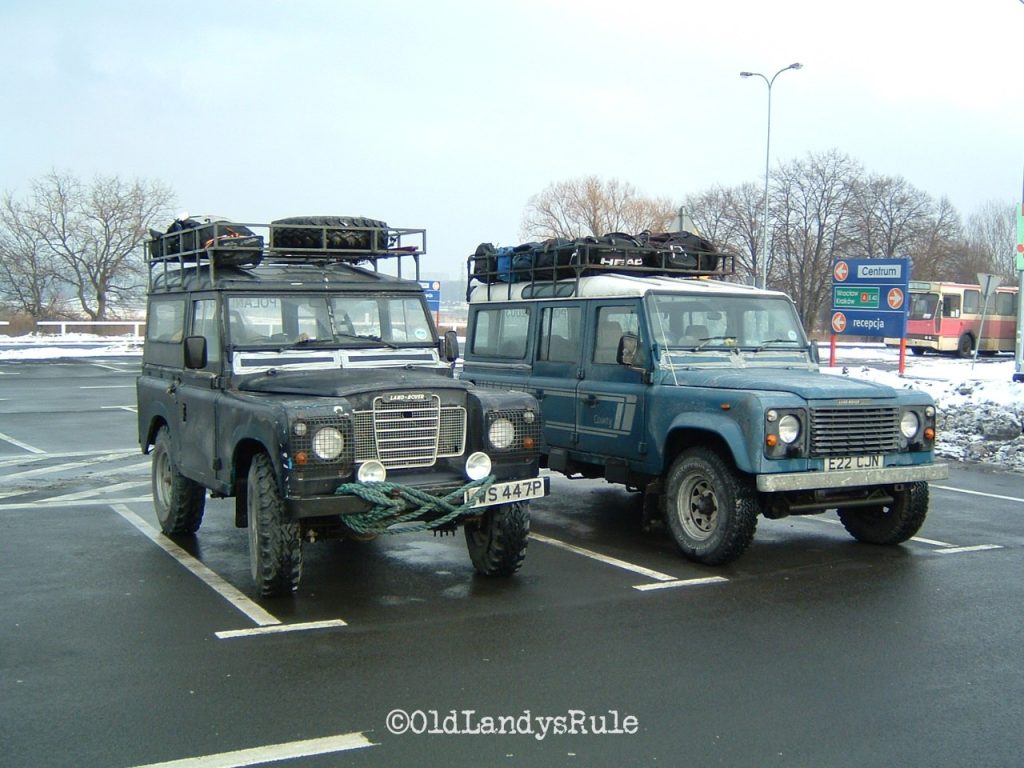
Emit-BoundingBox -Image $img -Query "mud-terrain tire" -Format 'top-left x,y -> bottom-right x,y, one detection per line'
663,448 -> 759,565
247,452 -> 303,596
464,502 -> 530,576
837,482 -> 929,545
151,425 -> 205,534
270,215 -> 389,252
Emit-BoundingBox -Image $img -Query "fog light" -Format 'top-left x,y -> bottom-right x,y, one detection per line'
465,452 -> 491,480
357,460 -> 387,483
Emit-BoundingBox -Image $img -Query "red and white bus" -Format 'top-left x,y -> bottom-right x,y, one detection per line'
885,280 -> 1019,357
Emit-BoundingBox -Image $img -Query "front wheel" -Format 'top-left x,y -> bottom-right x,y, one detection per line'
464,502 -> 530,576
151,425 -> 205,534
837,482 -> 929,545
956,333 -> 973,358
247,452 -> 303,596
662,448 -> 759,565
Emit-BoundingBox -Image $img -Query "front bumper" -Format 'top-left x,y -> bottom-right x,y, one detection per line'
755,462 -> 949,493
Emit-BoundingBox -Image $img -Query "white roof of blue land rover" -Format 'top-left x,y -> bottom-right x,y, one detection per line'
468,274 -> 781,303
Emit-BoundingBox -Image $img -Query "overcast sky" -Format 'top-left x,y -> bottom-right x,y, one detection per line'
2,0 -> 1021,278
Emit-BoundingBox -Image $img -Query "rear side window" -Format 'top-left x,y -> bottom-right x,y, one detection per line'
470,306 -> 531,358
147,298 -> 185,342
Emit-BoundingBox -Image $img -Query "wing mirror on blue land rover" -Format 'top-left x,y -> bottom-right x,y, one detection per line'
442,329 -> 460,363
617,333 -> 639,366
183,336 -> 208,369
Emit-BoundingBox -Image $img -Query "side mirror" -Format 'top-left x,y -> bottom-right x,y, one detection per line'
617,333 -> 639,367
184,336 -> 208,369
808,342 -> 820,364
443,330 -> 460,362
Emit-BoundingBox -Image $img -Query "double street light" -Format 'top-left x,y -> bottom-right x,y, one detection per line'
740,62 -> 803,289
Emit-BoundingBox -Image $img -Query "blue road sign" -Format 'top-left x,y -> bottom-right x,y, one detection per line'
831,258 -> 909,338
419,280 -> 441,314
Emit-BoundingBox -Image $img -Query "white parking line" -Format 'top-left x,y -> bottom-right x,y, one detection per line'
79,384 -> 134,389
47,479 -> 149,503
215,620 -> 348,640
109,503 -> 281,628
0,448 -> 138,467
933,544 -> 1004,555
633,576 -> 729,592
530,532 -> 677,582
126,731 -> 376,768
0,430 -> 45,454
933,484 -> 1024,505
0,496 -> 151,510
101,405 -> 138,412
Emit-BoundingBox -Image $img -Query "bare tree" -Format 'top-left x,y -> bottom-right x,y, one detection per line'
0,193 -> 65,317
3,171 -> 174,320
906,195 -> 965,281
520,176 -> 676,240
685,183 -> 763,284
770,150 -> 861,333
967,200 -> 1017,282
846,174 -> 933,260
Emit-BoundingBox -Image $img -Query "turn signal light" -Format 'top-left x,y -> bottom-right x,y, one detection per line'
924,427 -> 935,441
523,436 -> 535,450
295,451 -> 309,466
765,434 -> 778,448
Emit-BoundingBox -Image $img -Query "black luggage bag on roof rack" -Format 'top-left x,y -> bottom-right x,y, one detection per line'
148,217 -> 264,267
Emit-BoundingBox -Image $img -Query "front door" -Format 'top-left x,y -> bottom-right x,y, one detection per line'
176,298 -> 221,485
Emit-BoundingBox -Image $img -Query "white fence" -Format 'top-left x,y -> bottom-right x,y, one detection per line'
35,320 -> 145,337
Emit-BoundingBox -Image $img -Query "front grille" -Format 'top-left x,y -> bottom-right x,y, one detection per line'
353,394 -> 466,469
810,407 -> 901,456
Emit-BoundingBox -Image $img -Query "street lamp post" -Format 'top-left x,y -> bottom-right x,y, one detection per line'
740,62 -> 803,289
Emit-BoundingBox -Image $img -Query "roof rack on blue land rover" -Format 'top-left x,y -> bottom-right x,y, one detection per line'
465,231 -> 735,301
146,217 -> 427,291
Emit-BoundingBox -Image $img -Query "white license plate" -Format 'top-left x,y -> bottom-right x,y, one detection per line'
465,478 -> 547,508
825,455 -> 883,472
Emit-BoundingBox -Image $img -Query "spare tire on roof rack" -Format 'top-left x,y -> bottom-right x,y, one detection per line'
270,216 -> 391,256
150,216 -> 264,267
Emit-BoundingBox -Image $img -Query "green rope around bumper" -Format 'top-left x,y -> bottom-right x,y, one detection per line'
333,475 -> 495,535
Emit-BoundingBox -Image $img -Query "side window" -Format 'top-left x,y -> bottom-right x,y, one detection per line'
539,306 -> 580,363
147,298 -> 185,342
191,299 -> 221,365
593,305 -> 638,364
994,292 -> 1015,316
963,290 -> 980,315
470,306 -> 531,358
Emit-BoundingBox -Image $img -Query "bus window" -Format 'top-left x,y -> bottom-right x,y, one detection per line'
942,295 -> 961,318
909,293 -> 938,320
963,290 -> 980,315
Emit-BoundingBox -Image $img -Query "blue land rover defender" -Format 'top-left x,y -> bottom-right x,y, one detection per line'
137,216 -> 546,595
461,235 -> 948,565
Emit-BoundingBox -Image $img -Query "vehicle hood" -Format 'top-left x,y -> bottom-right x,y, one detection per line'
237,367 -> 468,398
674,368 -> 896,400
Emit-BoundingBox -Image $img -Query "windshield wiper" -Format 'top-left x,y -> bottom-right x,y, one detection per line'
749,338 -> 802,351
695,336 -> 737,350
334,332 -> 399,349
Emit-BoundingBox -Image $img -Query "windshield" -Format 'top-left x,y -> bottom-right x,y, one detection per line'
908,292 -> 939,320
647,293 -> 808,350
227,295 -> 435,347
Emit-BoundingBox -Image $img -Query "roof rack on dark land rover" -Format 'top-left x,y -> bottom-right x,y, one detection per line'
465,230 -> 735,301
146,215 -> 427,291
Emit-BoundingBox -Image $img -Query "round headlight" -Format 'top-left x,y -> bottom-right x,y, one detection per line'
766,409 -> 778,423
488,418 -> 515,449
465,451 -> 492,480
357,460 -> 387,483
900,411 -> 921,439
778,414 -> 801,444
312,426 -> 345,460
522,410 -> 536,424
292,421 -> 308,437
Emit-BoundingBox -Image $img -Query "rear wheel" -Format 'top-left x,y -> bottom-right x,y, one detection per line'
464,502 -> 530,576
247,452 -> 302,596
663,448 -> 759,565
151,426 -> 205,534
956,333 -> 973,358
910,346 -> 926,356
837,482 -> 929,545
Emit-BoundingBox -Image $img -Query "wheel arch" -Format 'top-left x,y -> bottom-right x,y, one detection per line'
663,424 -> 750,475
232,438 -> 272,528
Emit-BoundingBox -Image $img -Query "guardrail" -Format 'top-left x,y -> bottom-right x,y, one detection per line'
35,320 -> 146,337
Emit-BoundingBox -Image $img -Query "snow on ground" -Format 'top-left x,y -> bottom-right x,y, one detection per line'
2,335 -> 1022,473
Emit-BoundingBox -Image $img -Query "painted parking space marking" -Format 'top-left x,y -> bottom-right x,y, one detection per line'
633,576 -> 729,592
215,620 -> 349,640
0,430 -> 45,454
933,544 -> 1004,555
110,503 -> 282,627
0,448 -> 138,468
933,484 -> 1024,505
79,384 -> 134,389
530,532 -> 680,582
0,496 -> 151,510
109,503 -> 350,639
126,730 -> 376,768
102,404 -> 138,412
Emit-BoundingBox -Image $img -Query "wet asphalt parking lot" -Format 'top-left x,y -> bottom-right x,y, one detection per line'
1,357 -> 1023,768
